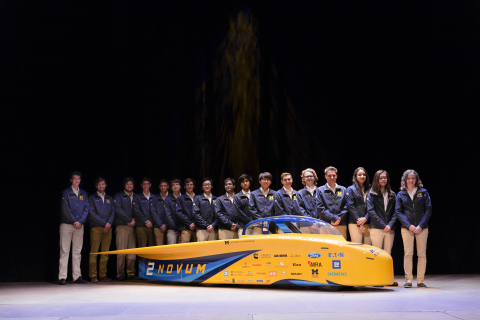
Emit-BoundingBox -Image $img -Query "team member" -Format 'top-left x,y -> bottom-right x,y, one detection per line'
315,166 -> 348,239
58,171 -> 89,285
153,180 -> 168,246
113,177 -> 139,281
346,167 -> 371,244
296,168 -> 320,234
176,178 -> 197,243
396,170 -> 432,288
132,177 -> 156,247
234,174 -> 253,238
88,177 -> 115,282
216,178 -> 238,239
193,178 -> 218,241
249,172 -> 276,234
367,170 -> 398,286
164,179 -> 182,244
274,172 -> 301,216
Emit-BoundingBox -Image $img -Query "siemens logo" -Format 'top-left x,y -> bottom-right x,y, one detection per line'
328,272 -> 347,276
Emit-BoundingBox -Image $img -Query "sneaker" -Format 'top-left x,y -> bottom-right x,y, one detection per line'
90,276 -> 98,283
417,283 -> 427,288
73,276 -> 87,284
59,278 -> 66,285
404,282 -> 412,288
99,276 -> 112,282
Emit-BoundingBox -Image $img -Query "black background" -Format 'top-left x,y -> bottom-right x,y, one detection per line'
1,0 -> 479,282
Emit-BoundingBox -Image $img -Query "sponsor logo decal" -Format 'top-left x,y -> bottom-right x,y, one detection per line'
248,280 -> 254,282
311,269 -> 319,278
282,271 -> 286,275
225,241 -> 229,245
261,254 -> 271,258
291,263 -> 301,267
238,280 -> 245,283
269,271 -> 277,276
332,260 -> 341,269
265,262 -> 272,267
291,273 -> 302,276
268,196 -> 273,200
257,280 -> 263,283
309,262 -> 322,267
232,278 -> 235,283
154,263 -> 206,274
252,264 -> 261,267
328,272 -> 347,276
337,191 -> 342,196
290,254 -> 301,258
224,271 -> 229,276
267,280 -> 271,283
328,252 -> 344,258
274,254 -> 287,257
254,253 -> 258,259
308,252 -> 321,258
280,262 -> 284,266
257,272 -> 266,275
248,271 -> 252,275
79,195 -> 84,200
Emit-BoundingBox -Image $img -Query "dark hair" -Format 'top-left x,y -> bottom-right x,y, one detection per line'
281,172 -> 292,180
324,166 -> 338,174
202,177 -> 213,186
123,177 -> 135,186
70,171 -> 82,179
400,169 -> 424,190
95,177 -> 106,185
141,177 -> 151,184
224,178 -> 235,186
371,170 -> 393,197
159,179 -> 168,185
170,178 -> 181,186
258,172 -> 273,181
352,167 -> 370,197
184,178 -> 196,186
239,174 -> 252,184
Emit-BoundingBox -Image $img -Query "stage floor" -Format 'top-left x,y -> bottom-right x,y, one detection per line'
1,275 -> 479,320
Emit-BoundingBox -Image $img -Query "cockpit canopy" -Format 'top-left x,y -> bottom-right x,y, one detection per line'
243,216 -> 342,236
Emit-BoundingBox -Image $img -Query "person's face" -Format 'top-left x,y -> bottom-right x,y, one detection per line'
159,182 -> 169,193
325,170 -> 337,184
141,181 -> 151,193
185,182 -> 195,193
202,180 -> 212,194
124,181 -> 134,192
281,175 -> 292,188
303,171 -> 315,187
225,180 -> 235,193
96,180 -> 106,193
171,182 -> 181,192
379,173 -> 388,187
240,178 -> 250,191
406,174 -> 417,189
260,178 -> 271,190
70,175 -> 81,187
356,170 -> 367,185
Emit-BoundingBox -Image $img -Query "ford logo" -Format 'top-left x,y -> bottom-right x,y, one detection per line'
308,252 -> 321,258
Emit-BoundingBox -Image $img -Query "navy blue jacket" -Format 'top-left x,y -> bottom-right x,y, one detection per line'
216,194 -> 236,229
193,194 -> 218,229
113,191 -> 135,226
61,187 -> 89,224
249,188 -> 276,220
346,184 -> 369,225
367,190 -> 397,230
164,193 -> 181,231
152,194 -> 168,228
234,191 -> 252,228
315,184 -> 348,225
297,187 -> 319,218
132,193 -> 157,228
88,193 -> 115,228
175,194 -> 196,231
274,188 -> 302,216
395,188 -> 432,229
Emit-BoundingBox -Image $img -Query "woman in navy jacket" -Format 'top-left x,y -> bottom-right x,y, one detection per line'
395,169 -> 432,288
346,167 -> 371,244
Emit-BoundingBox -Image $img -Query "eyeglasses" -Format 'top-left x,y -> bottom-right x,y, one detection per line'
304,176 -> 314,178
203,184 -> 212,187
379,177 -> 388,180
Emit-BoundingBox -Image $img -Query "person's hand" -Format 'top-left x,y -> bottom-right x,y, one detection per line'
408,225 -> 416,232
161,224 -> 167,232
383,225 -> 391,232
331,218 -> 341,226
73,222 -> 82,229
189,223 -> 196,230
207,225 -> 214,232
414,226 -> 423,234
230,223 -> 237,231
145,220 -> 153,228
360,225 -> 366,233
102,227 -> 109,234
105,223 -> 112,229
357,217 -> 367,225
127,218 -> 135,227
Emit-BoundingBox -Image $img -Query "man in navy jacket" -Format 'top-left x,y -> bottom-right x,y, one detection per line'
193,178 -> 218,241
132,177 -> 156,247
88,177 -> 115,282
154,179 -> 169,245
234,174 -> 253,238
164,179 -> 182,244
315,166 -> 348,239
274,172 -> 301,216
175,178 -> 197,243
249,172 -> 276,234
58,171 -> 89,285
297,168 -> 320,219
216,178 -> 237,239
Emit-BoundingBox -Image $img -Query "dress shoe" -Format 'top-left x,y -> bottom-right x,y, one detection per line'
59,278 -> 66,285
404,282 -> 412,288
417,283 -> 427,288
90,276 -> 98,283
117,275 -> 125,281
99,276 -> 112,282
127,275 -> 142,280
388,282 -> 398,286
73,276 -> 87,284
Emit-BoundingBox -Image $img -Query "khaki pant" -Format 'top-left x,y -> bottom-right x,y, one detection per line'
58,223 -> 84,281
180,230 -> 197,243
115,225 -> 136,278
167,229 -> 179,244
370,228 -> 395,254
348,224 -> 372,245
136,226 -> 155,247
237,227 -> 252,238
335,225 -> 348,239
219,229 -> 239,240
252,226 -> 263,235
89,227 -> 112,278
197,229 -> 217,241
154,228 -> 165,246
401,228 -> 429,283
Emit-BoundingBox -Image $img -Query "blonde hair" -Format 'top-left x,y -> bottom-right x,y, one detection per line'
301,168 -> 318,185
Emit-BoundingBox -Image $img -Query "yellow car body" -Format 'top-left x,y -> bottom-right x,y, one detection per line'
96,216 -> 393,287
